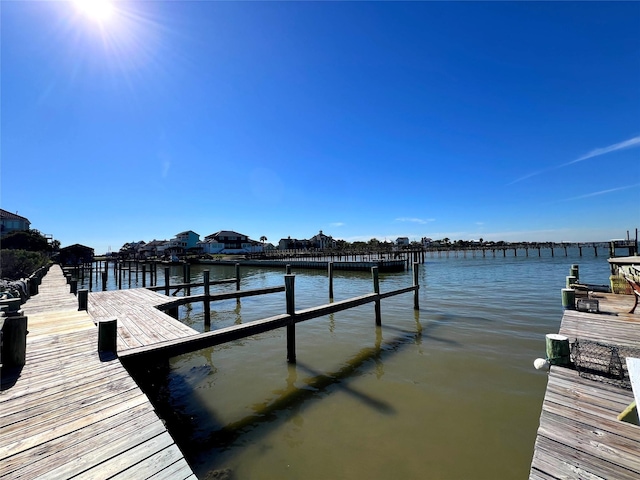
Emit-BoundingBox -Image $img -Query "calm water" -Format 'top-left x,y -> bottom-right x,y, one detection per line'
83,250 -> 612,479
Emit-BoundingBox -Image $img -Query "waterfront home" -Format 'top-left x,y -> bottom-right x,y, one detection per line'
139,239 -> 169,258
278,236 -> 313,251
396,237 -> 410,246
198,230 -> 259,254
0,208 -> 30,235
164,230 -> 201,256
309,230 -> 336,249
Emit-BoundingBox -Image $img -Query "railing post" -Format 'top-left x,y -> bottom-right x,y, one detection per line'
372,266 -> 381,326
413,262 -> 420,310
98,318 -> 118,354
204,270 -> 211,328
328,261 -> 334,299
285,274 -> 296,363
78,289 -> 89,311
183,263 -> 190,296
164,267 -> 170,297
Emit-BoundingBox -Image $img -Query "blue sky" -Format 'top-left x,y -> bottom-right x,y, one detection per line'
2,1 -> 639,254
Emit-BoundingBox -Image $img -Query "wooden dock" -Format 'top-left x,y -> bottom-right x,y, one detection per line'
529,292 -> 640,479
0,265 -> 197,480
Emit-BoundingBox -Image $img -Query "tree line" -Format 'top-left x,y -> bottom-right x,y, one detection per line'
0,230 -> 59,280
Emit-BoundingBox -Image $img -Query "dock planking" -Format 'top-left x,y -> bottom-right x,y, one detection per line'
529,292 -> 640,479
0,265 -> 196,480
88,288 -> 198,351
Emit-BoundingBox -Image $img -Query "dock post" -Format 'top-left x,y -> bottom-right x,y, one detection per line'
286,264 -> 291,274
570,264 -> 579,281
413,262 -> 420,310
561,288 -> 576,310
118,262 -> 122,290
164,267 -> 170,296
328,262 -> 334,299
285,274 -> 296,363
89,264 -> 93,292
235,263 -> 241,291
78,289 -> 88,311
204,270 -> 211,328
142,264 -> 147,288
372,266 -> 381,326
70,278 -> 78,295
1,315 -> 28,367
183,263 -> 190,295
98,318 -> 118,354
546,333 -> 571,366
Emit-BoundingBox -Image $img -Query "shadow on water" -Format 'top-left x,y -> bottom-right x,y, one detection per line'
125,308 -> 454,472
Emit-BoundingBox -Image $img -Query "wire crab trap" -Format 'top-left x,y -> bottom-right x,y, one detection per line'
571,339 -> 640,390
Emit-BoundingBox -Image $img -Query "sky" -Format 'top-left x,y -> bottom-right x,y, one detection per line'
2,1 -> 639,254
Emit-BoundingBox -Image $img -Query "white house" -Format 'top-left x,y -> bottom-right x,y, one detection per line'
198,230 -> 259,254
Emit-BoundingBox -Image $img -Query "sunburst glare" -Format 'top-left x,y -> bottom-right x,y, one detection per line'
73,0 -> 115,23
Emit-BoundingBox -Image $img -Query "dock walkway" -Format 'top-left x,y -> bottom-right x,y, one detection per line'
0,265 -> 197,479
530,292 -> 640,479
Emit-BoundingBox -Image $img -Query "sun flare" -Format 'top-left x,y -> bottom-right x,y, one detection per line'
73,0 -> 115,23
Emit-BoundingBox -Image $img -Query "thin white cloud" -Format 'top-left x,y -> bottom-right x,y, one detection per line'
395,217 -> 435,224
510,135 -> 640,185
566,135 -> 640,165
560,183 -> 640,202
330,222 -> 345,227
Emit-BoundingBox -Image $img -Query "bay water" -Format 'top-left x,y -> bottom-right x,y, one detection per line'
86,250 -> 612,479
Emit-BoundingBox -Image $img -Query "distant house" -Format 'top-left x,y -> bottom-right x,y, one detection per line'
139,239 -> 168,258
119,240 -> 146,259
421,237 -> 433,247
278,236 -> 312,251
59,244 -> 95,265
198,230 -> 256,254
396,237 -> 410,246
0,209 -> 31,235
309,230 -> 336,250
166,230 -> 201,255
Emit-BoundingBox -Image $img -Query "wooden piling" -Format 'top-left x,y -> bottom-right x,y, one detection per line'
235,263 -> 241,291
545,333 -> 571,366
142,264 -> 147,288
164,267 -> 170,297
1,315 -> 28,367
413,263 -> 419,310
78,289 -> 88,311
328,262 -> 334,299
98,317 -> 118,353
372,266 -> 381,326
204,270 -> 211,328
285,274 -> 296,363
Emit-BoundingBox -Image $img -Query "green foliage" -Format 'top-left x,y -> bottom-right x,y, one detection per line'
0,249 -> 49,280
1,229 -> 51,252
